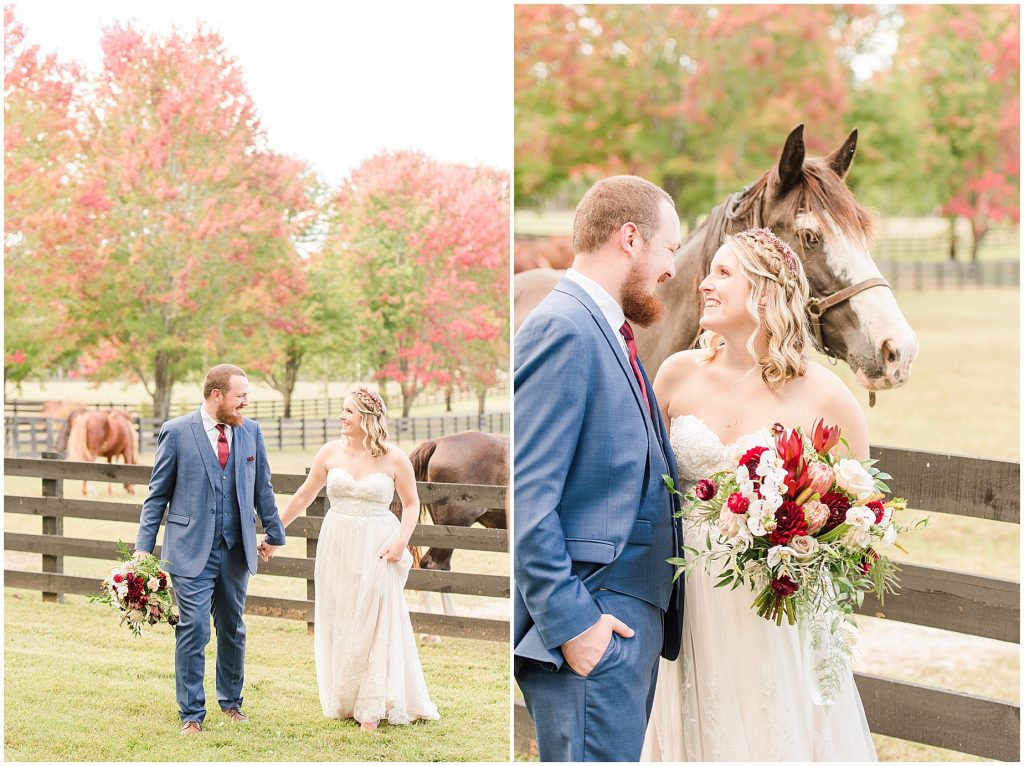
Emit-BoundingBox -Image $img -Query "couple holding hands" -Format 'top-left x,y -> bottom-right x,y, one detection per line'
134,364 -> 438,735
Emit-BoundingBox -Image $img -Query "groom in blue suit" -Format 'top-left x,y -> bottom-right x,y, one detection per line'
515,176 -> 685,761
135,364 -> 286,734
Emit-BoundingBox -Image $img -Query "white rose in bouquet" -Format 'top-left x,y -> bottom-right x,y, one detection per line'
788,535 -> 818,559
834,459 -> 875,499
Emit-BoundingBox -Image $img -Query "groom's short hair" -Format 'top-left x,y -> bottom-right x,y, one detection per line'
204,363 -> 247,399
572,175 -> 674,255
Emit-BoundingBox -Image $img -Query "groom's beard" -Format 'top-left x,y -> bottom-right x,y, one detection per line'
621,258 -> 664,328
215,401 -> 245,427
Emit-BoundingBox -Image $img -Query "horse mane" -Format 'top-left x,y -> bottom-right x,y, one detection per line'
690,155 -> 877,280
65,408 -> 95,462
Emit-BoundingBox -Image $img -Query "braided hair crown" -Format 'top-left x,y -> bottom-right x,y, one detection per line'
351,386 -> 386,416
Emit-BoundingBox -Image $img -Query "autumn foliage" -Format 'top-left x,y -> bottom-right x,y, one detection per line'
326,152 -> 509,416
5,8 -> 509,414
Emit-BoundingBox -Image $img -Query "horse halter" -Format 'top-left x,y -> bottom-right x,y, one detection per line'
805,277 -> 892,358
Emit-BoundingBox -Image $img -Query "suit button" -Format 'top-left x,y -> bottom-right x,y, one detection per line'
210,508 -> 215,514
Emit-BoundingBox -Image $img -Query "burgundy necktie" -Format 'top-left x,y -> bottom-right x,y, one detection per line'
215,424 -> 229,468
619,321 -> 651,416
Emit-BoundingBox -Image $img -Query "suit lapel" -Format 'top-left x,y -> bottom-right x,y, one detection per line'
191,410 -> 219,493
554,279 -> 651,422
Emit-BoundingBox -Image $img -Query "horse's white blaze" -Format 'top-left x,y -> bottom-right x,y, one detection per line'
798,213 -> 919,385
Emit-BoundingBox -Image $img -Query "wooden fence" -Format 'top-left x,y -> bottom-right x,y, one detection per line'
4,384 -> 509,420
515,446 -> 1020,761
4,457 -> 509,642
876,258 -> 1019,291
4,411 -> 510,458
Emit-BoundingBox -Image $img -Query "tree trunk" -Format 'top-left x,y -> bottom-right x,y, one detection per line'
281,345 -> 303,419
445,383 -> 454,413
152,351 -> 174,421
947,216 -> 958,261
401,381 -> 416,418
970,218 -> 987,263
477,388 -> 487,415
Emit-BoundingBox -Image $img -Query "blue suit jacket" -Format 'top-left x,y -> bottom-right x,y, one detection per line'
136,409 -> 287,578
514,278 -> 684,671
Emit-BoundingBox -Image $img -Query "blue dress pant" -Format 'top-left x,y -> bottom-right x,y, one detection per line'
170,540 -> 250,722
517,590 -> 664,762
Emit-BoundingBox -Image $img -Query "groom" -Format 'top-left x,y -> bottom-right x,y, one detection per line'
514,175 -> 685,761
135,363 -> 286,735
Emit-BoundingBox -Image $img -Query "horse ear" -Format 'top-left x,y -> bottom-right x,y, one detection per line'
774,124 -> 805,197
826,128 -> 858,181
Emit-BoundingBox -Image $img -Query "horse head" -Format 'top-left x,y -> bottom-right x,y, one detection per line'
685,125 -> 918,390
54,407 -> 88,456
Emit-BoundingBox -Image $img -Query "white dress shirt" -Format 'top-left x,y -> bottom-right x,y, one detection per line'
200,404 -> 233,457
565,268 -> 629,358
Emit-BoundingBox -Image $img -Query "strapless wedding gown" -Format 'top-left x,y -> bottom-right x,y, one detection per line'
313,467 -> 439,725
641,415 -> 876,761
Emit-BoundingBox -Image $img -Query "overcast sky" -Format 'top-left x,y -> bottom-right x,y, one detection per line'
12,1 -> 511,183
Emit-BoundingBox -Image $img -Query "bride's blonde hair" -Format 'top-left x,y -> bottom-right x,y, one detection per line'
698,227 -> 813,391
347,387 -> 389,457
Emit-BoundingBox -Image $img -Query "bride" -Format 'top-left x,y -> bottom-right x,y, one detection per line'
270,386 -> 439,730
642,227 -> 877,761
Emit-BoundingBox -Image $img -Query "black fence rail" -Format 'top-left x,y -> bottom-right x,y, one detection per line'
4,383 -> 509,420
515,446 -> 1020,761
873,228 -> 1019,260
877,258 -> 1019,291
4,457 -> 509,642
5,412 -> 510,458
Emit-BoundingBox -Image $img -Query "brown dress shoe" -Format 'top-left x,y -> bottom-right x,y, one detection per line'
180,721 -> 203,735
223,707 -> 250,723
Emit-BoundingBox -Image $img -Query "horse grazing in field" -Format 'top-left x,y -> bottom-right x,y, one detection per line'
389,430 -> 508,635
514,125 -> 919,399
55,408 -> 139,495
404,430 -> 508,572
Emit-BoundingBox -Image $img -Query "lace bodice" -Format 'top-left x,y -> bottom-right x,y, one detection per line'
326,468 -> 395,517
669,415 -> 775,482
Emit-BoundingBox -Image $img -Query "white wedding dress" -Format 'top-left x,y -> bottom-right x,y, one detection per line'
313,467 -> 440,725
642,415 -> 876,761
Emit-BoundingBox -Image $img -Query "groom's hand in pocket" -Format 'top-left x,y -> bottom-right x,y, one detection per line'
561,613 -> 635,677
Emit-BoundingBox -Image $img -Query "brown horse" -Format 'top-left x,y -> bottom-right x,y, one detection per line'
514,125 -> 919,396
55,408 -> 139,495
402,430 -> 509,572
514,234 -> 574,273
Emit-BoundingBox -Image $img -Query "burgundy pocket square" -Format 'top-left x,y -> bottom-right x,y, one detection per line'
247,456 -> 255,462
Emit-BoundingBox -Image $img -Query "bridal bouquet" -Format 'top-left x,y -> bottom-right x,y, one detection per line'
91,541 -> 179,636
666,421 -> 926,702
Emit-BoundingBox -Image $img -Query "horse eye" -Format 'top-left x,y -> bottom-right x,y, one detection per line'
799,229 -> 820,248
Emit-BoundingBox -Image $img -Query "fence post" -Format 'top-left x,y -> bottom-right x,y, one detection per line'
40,452 -> 64,603
306,467 -> 327,635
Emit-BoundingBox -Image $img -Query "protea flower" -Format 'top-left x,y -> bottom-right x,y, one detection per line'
812,419 -> 842,456
775,428 -> 811,499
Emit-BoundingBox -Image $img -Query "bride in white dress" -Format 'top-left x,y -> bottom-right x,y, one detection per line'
273,387 -> 439,730
642,228 -> 876,761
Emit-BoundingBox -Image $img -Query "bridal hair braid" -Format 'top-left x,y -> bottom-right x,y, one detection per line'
349,386 -> 389,457
699,227 -> 813,391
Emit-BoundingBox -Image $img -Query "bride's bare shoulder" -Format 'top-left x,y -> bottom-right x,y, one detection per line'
654,349 -> 706,385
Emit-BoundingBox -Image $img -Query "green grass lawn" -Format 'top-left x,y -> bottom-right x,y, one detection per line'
4,591 -> 509,762
4,442 -> 510,761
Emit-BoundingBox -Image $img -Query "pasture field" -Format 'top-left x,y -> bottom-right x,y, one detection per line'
514,211 -> 1020,263
4,378 -> 509,417
3,591 -> 509,762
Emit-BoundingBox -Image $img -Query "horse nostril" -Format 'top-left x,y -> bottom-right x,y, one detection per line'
881,339 -> 899,366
